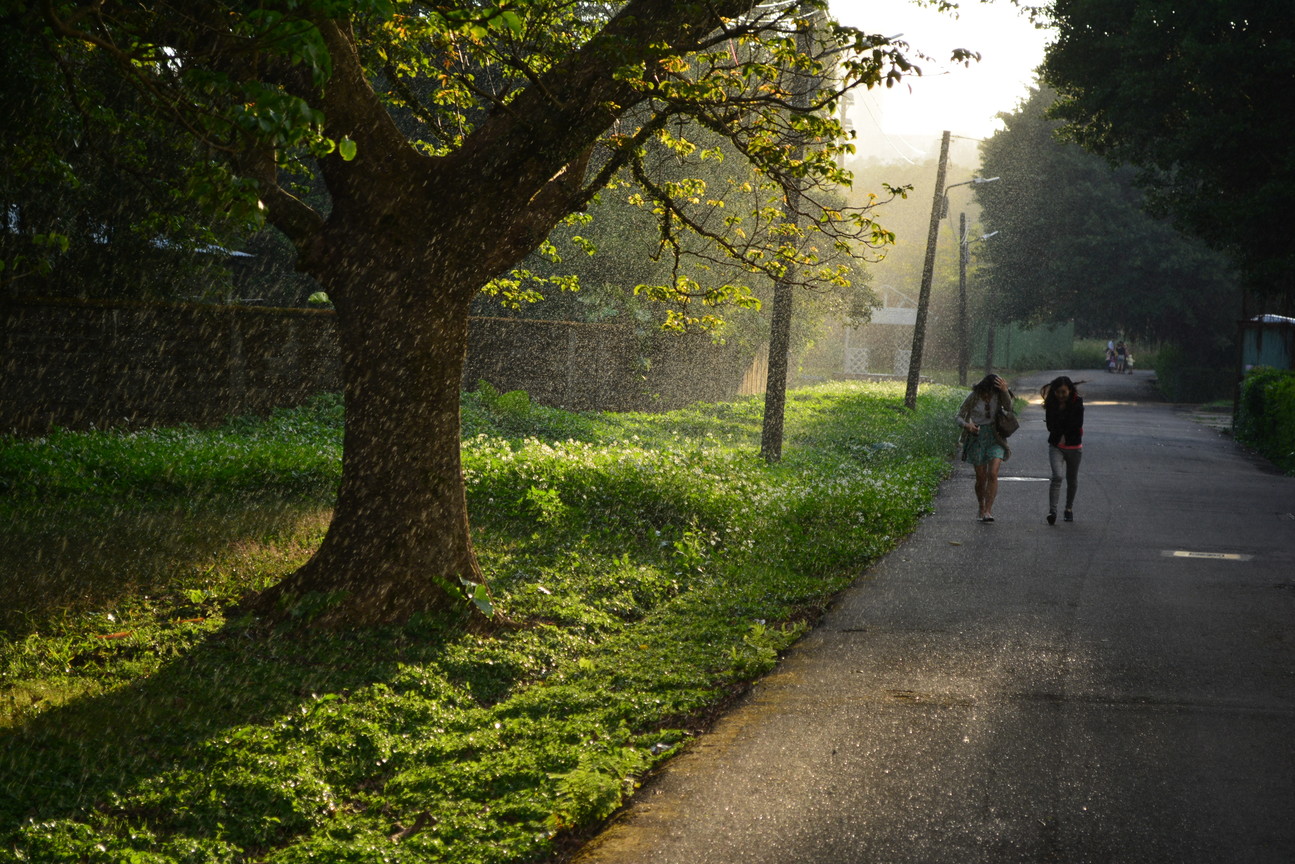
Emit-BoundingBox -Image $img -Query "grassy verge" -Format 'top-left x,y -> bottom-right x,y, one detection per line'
0,381 -> 962,864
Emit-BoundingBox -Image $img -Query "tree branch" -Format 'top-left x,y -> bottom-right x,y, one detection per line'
459,0 -> 761,208
231,148 -> 325,253
312,18 -> 428,183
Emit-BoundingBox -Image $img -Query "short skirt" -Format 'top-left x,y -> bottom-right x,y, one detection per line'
962,424 -> 1006,466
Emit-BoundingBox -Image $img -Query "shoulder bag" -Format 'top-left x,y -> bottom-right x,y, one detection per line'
996,406 -> 1020,438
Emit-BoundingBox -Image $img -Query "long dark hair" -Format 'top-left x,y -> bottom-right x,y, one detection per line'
1042,375 -> 1081,408
972,373 -> 1000,397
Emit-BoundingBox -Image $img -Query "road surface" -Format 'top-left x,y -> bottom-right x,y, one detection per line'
573,369 -> 1295,864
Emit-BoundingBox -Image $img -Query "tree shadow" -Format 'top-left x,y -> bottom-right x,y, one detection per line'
0,610 -> 458,843
0,496 -> 331,636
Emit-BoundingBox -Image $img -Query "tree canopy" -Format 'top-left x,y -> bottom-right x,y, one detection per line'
1038,0 -> 1294,303
974,86 -> 1239,352
484,122 -> 879,380
6,0 -> 938,627
0,23 -> 248,298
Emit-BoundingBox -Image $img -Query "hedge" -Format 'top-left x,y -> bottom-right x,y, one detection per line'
1235,367 -> 1295,473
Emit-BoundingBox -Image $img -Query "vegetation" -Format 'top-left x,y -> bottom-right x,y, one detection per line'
974,86 -> 1239,354
1152,344 -> 1235,404
1038,0 -> 1294,303
5,1 -> 940,627
1070,338 -> 1158,372
1235,368 -> 1295,474
478,121 -> 886,382
841,150 -> 990,371
0,25 -> 245,300
0,381 -> 962,863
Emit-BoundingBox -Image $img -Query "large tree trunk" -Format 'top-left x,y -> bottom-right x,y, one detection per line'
242,1 -> 763,629
254,236 -> 487,629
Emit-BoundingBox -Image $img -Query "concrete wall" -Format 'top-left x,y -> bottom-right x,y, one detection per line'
467,315 -> 637,412
1,297 -> 341,433
1,298 -> 754,433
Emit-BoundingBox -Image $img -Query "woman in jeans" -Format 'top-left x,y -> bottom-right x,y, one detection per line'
956,374 -> 1015,522
1041,376 -> 1084,524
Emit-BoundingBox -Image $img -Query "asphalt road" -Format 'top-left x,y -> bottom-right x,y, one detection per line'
573,369 -> 1295,864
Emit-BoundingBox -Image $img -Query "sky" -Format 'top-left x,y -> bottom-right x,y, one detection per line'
828,0 -> 1055,162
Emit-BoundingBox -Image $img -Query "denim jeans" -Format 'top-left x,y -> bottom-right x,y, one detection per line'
1048,446 -> 1082,511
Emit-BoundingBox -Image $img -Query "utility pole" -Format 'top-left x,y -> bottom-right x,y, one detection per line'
958,211 -> 969,386
985,324 -> 997,375
904,129 -> 950,410
962,226 -> 998,379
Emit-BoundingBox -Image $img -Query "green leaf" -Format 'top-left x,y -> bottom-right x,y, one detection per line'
457,577 -> 494,618
470,582 -> 494,618
337,138 -> 358,161
496,11 -> 523,33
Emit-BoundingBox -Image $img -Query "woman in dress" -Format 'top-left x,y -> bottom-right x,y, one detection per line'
1040,375 -> 1084,523
956,373 -> 1015,522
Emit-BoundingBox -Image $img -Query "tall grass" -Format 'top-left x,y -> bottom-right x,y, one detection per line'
0,382 -> 962,864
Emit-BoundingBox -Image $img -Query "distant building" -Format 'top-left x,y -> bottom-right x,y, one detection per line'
1241,314 -> 1295,372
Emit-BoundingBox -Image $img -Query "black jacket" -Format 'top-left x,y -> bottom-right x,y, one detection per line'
1045,396 -> 1084,448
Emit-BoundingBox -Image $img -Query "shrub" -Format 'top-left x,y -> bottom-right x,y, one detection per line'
1070,339 -> 1109,370
1236,367 -> 1295,473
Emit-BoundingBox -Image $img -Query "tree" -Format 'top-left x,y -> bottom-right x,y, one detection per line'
1037,0 -> 1295,303
485,122 -> 878,393
974,86 -> 1239,352
19,0 -> 925,627
0,24 -> 251,299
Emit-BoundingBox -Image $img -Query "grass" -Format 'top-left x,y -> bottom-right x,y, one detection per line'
0,381 -> 963,864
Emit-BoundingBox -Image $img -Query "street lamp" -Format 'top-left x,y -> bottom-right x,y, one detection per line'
943,177 -> 1000,386
940,176 -> 1000,219
958,225 -> 998,385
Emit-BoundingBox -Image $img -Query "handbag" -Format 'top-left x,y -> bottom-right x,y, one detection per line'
996,407 -> 1020,438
